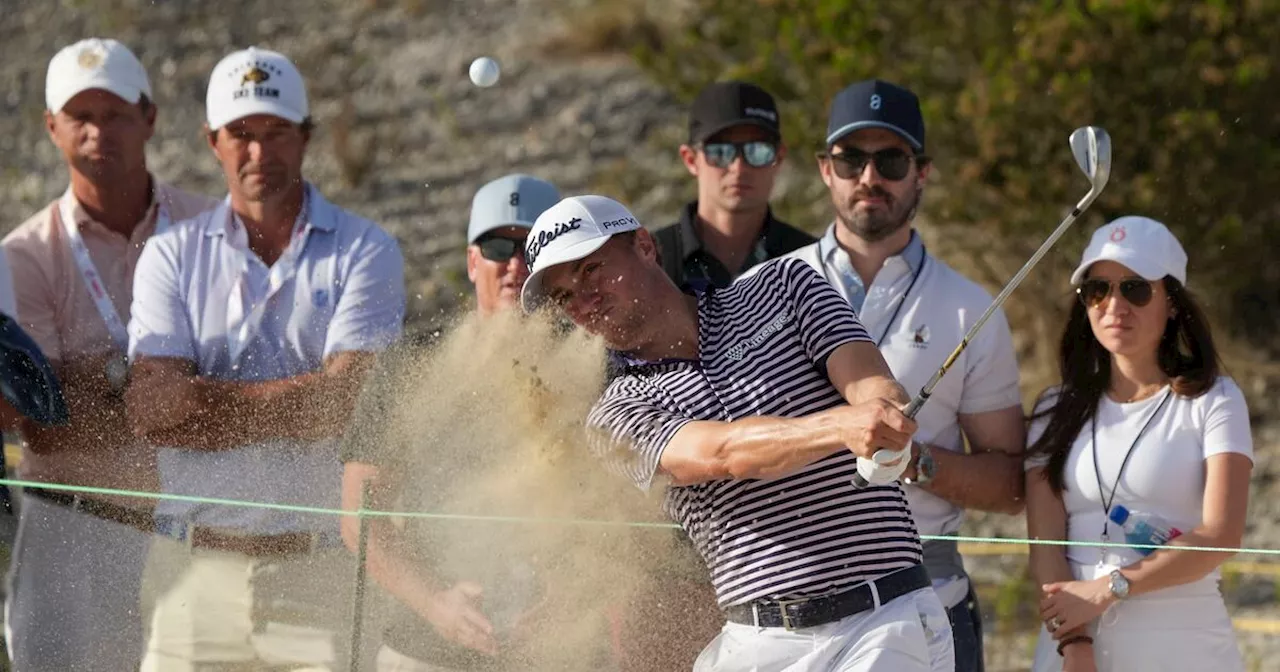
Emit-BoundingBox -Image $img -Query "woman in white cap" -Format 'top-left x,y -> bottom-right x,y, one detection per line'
1024,216 -> 1252,671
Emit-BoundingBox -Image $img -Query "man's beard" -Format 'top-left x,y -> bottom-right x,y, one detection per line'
835,183 -> 921,243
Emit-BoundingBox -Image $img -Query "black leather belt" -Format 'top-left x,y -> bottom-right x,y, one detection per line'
24,487 -> 156,535
723,564 -> 931,630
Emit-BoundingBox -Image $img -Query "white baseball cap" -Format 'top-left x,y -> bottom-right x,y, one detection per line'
46,38 -> 152,114
205,47 -> 308,131
1070,216 -> 1188,286
520,195 -> 644,313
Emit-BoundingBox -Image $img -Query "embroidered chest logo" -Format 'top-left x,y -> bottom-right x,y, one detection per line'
1109,226 -> 1126,242
723,310 -> 792,361
910,324 -> 930,349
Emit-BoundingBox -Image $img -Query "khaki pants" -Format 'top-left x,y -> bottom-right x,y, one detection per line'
375,645 -> 466,672
139,532 -> 355,672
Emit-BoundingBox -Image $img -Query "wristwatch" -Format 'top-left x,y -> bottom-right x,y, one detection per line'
1108,569 -> 1131,600
903,441 -> 936,485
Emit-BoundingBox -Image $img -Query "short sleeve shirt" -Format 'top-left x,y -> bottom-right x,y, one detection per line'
587,257 -> 924,608
128,183 -> 406,535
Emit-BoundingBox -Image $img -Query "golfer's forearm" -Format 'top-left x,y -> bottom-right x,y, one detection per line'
664,412 -> 845,484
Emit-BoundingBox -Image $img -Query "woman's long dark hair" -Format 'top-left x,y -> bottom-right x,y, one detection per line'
1028,276 -> 1222,494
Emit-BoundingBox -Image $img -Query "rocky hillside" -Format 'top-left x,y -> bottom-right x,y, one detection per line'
5,1 -> 1280,667
0,0 -> 688,330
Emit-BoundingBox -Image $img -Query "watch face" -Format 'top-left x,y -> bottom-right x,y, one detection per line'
1110,571 -> 1130,598
105,356 -> 129,391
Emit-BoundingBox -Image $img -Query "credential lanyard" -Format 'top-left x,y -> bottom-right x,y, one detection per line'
223,197 -> 311,366
1092,388 -> 1173,543
59,189 -> 171,350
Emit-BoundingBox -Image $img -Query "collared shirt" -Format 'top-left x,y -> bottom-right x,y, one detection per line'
1,179 -> 217,506
128,182 -> 406,535
785,225 -> 1022,608
653,201 -> 817,290
587,258 -> 923,609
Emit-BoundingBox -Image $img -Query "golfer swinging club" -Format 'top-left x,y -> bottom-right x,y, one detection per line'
520,194 -> 954,671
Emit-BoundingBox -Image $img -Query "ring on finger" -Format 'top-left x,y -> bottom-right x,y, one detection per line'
1047,616 -> 1062,632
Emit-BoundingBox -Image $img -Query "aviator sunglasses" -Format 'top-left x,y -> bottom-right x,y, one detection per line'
477,235 -> 527,262
820,147 -> 917,181
1077,278 -> 1155,308
700,141 -> 779,169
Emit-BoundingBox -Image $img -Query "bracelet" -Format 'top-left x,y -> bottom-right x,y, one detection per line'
1057,634 -> 1094,656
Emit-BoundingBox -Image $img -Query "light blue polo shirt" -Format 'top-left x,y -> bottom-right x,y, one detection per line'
128,183 -> 406,536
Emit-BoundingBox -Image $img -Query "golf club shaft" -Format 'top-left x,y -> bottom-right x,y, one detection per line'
852,181 -> 1107,488
901,183 -> 1104,420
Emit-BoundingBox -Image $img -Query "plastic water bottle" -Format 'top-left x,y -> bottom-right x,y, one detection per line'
1109,504 -> 1182,556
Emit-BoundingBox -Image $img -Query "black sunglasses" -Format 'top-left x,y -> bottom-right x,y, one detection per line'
1077,278 -> 1155,308
700,141 -> 779,169
820,147 -> 916,181
476,235 -> 527,262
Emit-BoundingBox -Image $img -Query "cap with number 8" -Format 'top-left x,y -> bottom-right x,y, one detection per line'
467,174 -> 562,244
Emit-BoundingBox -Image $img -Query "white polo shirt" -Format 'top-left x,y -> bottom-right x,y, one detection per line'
0,246 -> 16,318
128,183 -> 406,536
786,225 -> 1022,607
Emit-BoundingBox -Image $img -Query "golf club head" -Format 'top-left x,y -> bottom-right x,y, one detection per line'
1070,126 -> 1112,192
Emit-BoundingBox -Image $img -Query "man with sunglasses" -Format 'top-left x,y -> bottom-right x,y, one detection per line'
653,80 -> 815,290
786,79 -> 1027,672
338,174 -> 567,670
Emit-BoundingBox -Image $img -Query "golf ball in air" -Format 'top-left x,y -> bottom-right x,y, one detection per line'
469,57 -> 500,87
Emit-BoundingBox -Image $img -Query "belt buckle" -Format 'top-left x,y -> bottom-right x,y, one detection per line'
774,596 -> 808,631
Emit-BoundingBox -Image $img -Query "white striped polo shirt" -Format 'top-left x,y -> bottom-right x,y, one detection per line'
587,257 -> 924,608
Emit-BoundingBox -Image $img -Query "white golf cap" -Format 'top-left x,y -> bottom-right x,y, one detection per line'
520,195 -> 643,313
1070,216 -> 1188,286
205,46 -> 308,130
46,38 -> 152,114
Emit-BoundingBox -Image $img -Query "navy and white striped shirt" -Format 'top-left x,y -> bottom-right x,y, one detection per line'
587,257 -> 923,608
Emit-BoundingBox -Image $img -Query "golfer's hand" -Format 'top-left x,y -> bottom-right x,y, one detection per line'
419,581 -> 499,657
838,398 -> 917,461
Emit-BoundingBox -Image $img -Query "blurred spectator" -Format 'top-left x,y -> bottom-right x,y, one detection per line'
1,37 -> 216,672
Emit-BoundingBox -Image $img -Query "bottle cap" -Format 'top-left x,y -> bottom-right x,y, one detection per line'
1108,505 -> 1131,525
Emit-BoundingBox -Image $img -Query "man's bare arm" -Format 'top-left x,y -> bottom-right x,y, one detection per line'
126,351 -> 376,449
340,462 -> 498,656
824,340 -> 912,408
904,405 -> 1027,514
19,354 -> 128,454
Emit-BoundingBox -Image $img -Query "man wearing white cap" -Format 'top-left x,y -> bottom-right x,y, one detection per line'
521,195 -> 954,671
125,46 -> 405,670
1,37 -> 216,672
339,173 -> 561,670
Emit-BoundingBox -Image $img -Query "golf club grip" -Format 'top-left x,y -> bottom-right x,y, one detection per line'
854,185 -> 1104,486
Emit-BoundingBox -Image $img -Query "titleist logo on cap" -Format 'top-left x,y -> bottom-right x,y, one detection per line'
745,107 -> 777,122
525,217 -> 582,267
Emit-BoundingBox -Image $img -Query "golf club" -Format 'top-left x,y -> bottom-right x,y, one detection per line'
852,125 -> 1113,488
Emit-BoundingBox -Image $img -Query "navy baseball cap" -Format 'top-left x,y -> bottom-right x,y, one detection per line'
688,81 -> 781,145
825,79 -> 925,153
0,313 -> 68,427
467,174 -> 561,244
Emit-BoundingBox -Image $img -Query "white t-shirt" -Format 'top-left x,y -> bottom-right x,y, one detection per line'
1026,376 -> 1253,588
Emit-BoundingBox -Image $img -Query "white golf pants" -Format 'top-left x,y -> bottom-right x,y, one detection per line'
693,586 -> 954,672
